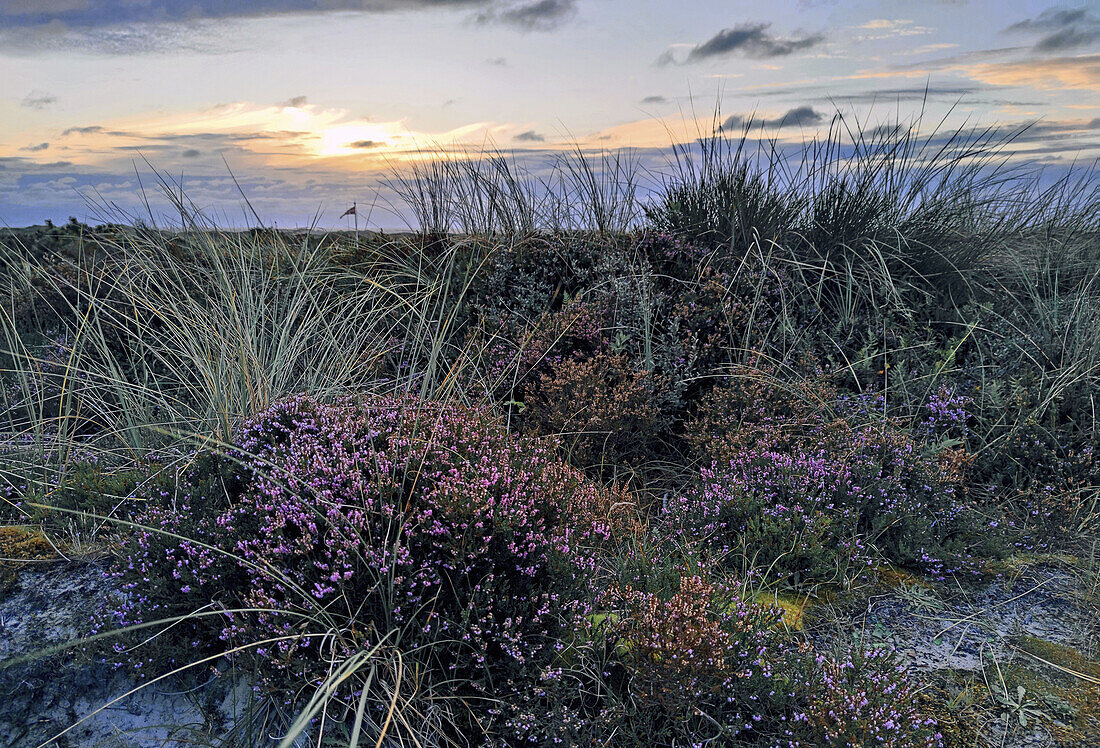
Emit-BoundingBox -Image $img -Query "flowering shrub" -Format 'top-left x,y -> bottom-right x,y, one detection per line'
685,360 -> 839,462
782,648 -> 943,748
524,353 -> 658,469
676,369 -> 992,584
103,393 -> 634,733
513,549 -> 801,747
519,297 -> 612,375
976,414 -> 1099,533
473,236 -> 606,332
637,233 -> 797,395
515,546 -> 942,747
605,572 -> 783,727
2,330 -> 75,434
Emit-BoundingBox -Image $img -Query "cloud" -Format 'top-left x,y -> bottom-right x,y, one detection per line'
485,56 -> 508,66
964,54 -> 1100,91
279,96 -> 309,108
897,42 -> 960,56
719,115 -> 745,130
3,20 -> 234,55
62,125 -> 104,135
514,130 -> 545,142
720,106 -> 825,131
832,84 -> 983,103
0,1 -> 493,54
21,142 -> 51,152
181,149 -> 201,158
21,90 -> 57,109
1003,8 -> 1100,53
348,140 -> 381,148
640,95 -> 668,104
653,49 -> 677,67
475,0 -> 577,31
854,19 -> 933,40
0,1 -> 492,28
663,23 -> 824,65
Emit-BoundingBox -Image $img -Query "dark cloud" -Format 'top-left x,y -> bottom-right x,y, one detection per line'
62,125 -> 104,135
653,49 -> 677,67
279,95 -> 309,108
830,84 -> 983,103
20,142 -> 51,152
0,1 -> 496,54
720,115 -> 745,130
181,149 -> 201,158
640,95 -> 668,104
3,20 -> 234,55
21,91 -> 57,109
663,23 -> 823,65
719,106 -> 825,130
486,56 -> 508,66
0,1 -> 492,28
348,140 -> 381,148
475,0 -> 577,31
1004,9 -> 1088,33
1003,8 -> 1100,53
514,130 -> 545,142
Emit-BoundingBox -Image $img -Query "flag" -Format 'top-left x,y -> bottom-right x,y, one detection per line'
340,205 -> 356,218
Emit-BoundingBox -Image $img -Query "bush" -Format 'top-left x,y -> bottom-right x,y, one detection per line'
515,545 -> 943,747
676,370 -> 996,585
603,570 -> 786,740
101,393 -> 633,738
524,353 -> 658,469
783,648 -> 943,748
509,543 -> 801,747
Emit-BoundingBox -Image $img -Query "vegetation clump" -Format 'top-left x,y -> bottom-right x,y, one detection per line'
102,393 -> 632,738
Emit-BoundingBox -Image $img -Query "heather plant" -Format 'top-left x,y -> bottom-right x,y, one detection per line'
524,353 -> 659,471
676,367 -> 995,585
101,393 -> 632,740
781,647 -> 944,748
515,544 -> 944,747
472,235 -> 604,326
602,571 -> 785,735
514,539 -> 803,747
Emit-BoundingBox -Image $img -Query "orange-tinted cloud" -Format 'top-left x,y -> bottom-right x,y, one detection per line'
964,54 -> 1100,91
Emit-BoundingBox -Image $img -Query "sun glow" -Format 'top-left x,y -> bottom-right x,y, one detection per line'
314,122 -> 402,157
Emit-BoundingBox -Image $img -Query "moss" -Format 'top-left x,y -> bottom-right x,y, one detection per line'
1003,635 -> 1100,745
1014,635 -> 1100,681
990,553 -> 1082,575
753,591 -> 813,630
0,526 -> 58,592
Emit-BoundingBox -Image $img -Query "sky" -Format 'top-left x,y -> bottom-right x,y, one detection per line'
2,0 -> 1099,228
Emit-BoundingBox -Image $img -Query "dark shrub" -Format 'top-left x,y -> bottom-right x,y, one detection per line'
524,353 -> 659,469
